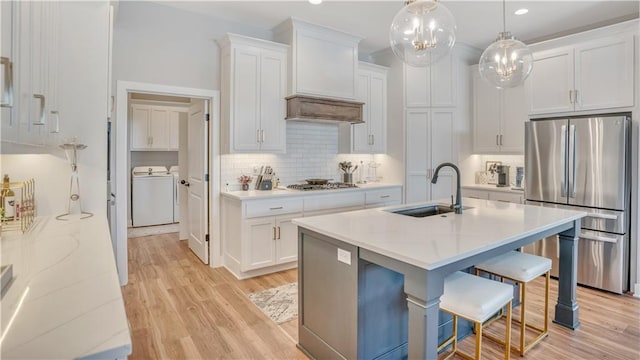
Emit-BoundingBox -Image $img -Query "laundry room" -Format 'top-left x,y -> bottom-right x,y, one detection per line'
127,92 -> 191,237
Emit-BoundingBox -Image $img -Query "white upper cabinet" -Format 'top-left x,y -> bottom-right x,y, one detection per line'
274,18 -> 361,100
219,33 -> 287,153
573,35 -> 634,111
404,52 -> 456,108
472,67 -> 526,154
343,62 -> 388,154
526,34 -> 634,116
130,104 -> 182,151
2,1 -> 59,150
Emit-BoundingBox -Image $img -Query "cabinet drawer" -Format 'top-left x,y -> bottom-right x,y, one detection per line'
245,198 -> 303,218
304,192 -> 365,212
365,188 -> 402,206
488,192 -> 523,204
461,189 -> 489,200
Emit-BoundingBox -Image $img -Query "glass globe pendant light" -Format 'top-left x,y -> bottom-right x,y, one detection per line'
478,0 -> 533,88
389,0 -> 456,67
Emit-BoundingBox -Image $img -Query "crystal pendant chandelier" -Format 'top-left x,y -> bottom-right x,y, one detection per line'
478,0 -> 533,88
389,0 -> 456,67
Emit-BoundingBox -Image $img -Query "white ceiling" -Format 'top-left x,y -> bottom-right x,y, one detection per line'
160,1 -> 639,54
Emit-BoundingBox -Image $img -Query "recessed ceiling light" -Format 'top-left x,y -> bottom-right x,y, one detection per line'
309,0 -> 322,4
514,8 -> 529,15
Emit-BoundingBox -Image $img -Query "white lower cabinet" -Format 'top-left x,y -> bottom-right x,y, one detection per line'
222,185 -> 402,279
364,187 -> 402,208
462,188 -> 523,204
244,212 -> 301,271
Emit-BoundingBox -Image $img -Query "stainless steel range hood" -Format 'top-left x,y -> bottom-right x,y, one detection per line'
285,95 -> 364,124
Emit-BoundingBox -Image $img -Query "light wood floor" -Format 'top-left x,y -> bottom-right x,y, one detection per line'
123,233 -> 640,359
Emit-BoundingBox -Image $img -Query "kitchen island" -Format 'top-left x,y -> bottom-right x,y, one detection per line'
293,198 -> 586,360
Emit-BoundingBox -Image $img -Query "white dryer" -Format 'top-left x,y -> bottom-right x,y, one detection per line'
169,165 -> 179,223
131,166 -> 174,227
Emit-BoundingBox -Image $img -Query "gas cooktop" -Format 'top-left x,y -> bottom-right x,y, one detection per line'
287,183 -> 359,191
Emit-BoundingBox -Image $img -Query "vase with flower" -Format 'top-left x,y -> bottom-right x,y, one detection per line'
238,175 -> 252,191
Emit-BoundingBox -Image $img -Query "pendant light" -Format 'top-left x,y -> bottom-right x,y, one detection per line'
478,0 -> 533,88
389,0 -> 456,67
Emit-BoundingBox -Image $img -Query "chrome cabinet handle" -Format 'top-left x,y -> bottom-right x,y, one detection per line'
381,195 -> 390,199
569,90 -> 573,104
257,129 -> 260,143
261,129 -> 265,143
269,206 -> 283,210
32,94 -> 46,125
1,57 -> 13,108
574,89 -> 579,105
499,134 -> 503,146
277,226 -> 281,240
496,134 -> 499,146
50,110 -> 60,133
272,226 -> 276,240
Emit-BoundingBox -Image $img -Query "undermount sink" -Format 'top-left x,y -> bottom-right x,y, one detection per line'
389,204 -> 455,218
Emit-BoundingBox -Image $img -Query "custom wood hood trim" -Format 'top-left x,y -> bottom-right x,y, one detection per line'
285,95 -> 364,124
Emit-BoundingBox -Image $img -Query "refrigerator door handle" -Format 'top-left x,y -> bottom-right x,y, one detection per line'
560,125 -> 567,197
568,124 -> 577,198
581,233 -> 618,244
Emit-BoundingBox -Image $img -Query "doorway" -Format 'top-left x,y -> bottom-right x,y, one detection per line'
114,81 -> 220,285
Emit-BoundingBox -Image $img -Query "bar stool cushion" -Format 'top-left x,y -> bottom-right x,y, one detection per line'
440,271 -> 513,323
475,251 -> 552,283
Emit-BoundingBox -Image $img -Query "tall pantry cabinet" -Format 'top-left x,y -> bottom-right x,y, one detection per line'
404,48 -> 476,203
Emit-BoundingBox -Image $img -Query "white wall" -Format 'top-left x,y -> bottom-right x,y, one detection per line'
1,2 -> 110,217
112,1 -> 272,92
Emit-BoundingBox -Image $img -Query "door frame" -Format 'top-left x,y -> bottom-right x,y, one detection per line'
115,80 -> 220,285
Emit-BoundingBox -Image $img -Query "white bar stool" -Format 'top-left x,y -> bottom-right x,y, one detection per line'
438,271 -> 513,360
475,251 -> 552,356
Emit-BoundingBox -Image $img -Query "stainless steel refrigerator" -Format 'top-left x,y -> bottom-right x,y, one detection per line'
523,114 -> 630,293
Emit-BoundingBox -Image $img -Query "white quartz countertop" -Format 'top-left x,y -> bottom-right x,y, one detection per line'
293,198 -> 586,271
462,184 -> 525,193
222,182 -> 402,200
0,216 -> 131,359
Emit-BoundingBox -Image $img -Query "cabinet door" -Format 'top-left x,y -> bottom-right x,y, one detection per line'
368,70 -> 387,153
275,213 -> 302,264
405,110 -> 429,203
500,85 -> 526,153
429,110 -> 455,201
150,107 -> 168,149
404,65 -> 429,107
430,52 -> 456,107
167,109 -> 180,150
461,188 -> 489,200
244,217 -> 277,271
574,35 -> 634,111
259,49 -> 286,152
472,70 -> 501,153
352,71 -> 370,153
488,192 -> 523,204
526,47 -> 574,115
232,46 -> 261,151
130,105 -> 150,150
1,1 -> 18,143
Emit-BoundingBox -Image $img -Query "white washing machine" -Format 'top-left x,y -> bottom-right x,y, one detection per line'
131,166 -> 174,227
169,165 -> 179,223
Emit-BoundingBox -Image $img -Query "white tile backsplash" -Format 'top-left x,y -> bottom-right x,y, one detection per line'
221,122 -> 378,190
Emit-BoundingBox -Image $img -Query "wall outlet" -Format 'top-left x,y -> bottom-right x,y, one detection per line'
337,248 -> 351,265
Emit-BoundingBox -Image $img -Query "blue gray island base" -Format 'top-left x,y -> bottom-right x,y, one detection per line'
297,219 -> 581,360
